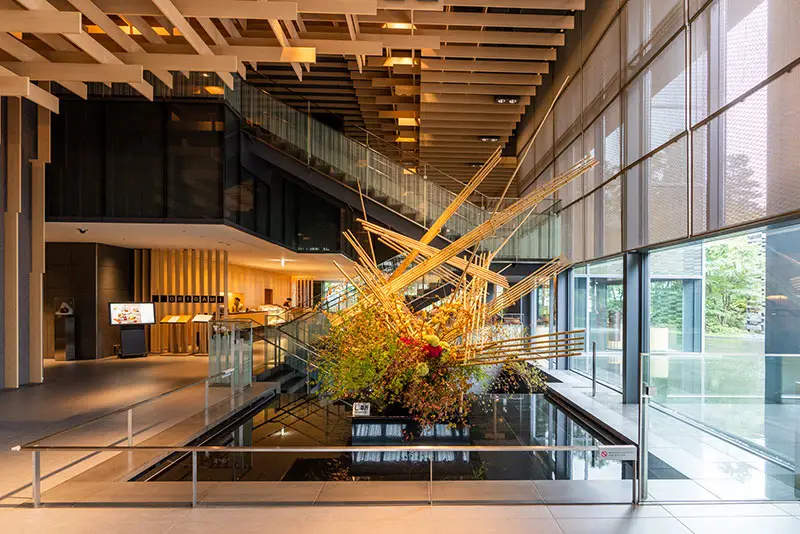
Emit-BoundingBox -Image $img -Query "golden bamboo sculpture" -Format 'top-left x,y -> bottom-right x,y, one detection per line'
318,147 -> 597,370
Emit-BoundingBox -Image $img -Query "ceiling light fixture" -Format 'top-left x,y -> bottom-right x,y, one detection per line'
397,117 -> 419,127
494,95 -> 521,105
479,136 -> 500,142
383,22 -> 416,30
395,136 -> 417,143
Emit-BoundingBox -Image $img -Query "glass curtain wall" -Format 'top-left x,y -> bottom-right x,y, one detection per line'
520,0 -> 800,262
647,222 -> 800,470
569,257 -> 624,388
520,0 -> 800,402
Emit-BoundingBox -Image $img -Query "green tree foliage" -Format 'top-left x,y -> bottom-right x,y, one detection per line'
704,236 -> 765,334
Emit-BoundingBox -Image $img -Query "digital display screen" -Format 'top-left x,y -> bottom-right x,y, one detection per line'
109,303 -> 156,325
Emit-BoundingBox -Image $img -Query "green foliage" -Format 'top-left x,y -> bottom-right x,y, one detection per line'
704,236 -> 764,334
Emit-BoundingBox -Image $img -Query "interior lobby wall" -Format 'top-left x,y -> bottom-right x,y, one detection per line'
227,263 -> 292,309
96,244 -> 134,358
44,242 -> 134,360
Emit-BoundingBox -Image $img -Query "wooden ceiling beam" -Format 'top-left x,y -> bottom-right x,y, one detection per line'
421,71 -> 542,85
422,45 -> 557,61
421,58 -> 548,74
150,0 -> 235,88
67,0 -> 175,88
421,83 -> 537,95
414,11 -> 573,29
0,10 -> 82,34
415,29 -> 564,47
0,61 -> 143,82
90,0 -> 299,19
115,52 -> 239,72
0,32 -> 87,98
15,0 -> 153,100
421,103 -> 525,115
442,0 -> 584,8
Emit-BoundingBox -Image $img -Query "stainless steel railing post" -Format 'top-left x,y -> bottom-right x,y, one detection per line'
638,388 -> 650,502
428,454 -> 433,505
591,341 -> 597,397
32,451 -> 41,508
191,450 -> 197,508
127,408 -> 133,447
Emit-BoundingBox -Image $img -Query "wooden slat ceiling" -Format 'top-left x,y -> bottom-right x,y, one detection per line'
244,0 -> 584,196
0,0 -> 584,197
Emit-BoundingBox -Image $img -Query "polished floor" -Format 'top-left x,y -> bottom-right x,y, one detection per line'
548,370 -> 799,501
1,502 -> 799,534
0,357 -> 209,504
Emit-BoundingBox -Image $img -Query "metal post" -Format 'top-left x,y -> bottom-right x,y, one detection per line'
428,454 -> 433,505
306,101 -> 311,168
32,451 -> 41,508
191,450 -> 198,508
591,341 -> 597,397
632,458 -> 639,505
638,389 -> 650,502
127,408 -> 133,446
230,370 -> 236,410
204,381 -> 209,412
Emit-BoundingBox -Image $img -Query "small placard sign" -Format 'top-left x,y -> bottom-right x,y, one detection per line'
353,402 -> 371,417
597,447 -> 636,461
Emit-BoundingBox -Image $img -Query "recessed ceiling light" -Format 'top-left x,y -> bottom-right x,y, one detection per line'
383,22 -> 416,30
494,95 -> 520,105
479,136 -> 500,142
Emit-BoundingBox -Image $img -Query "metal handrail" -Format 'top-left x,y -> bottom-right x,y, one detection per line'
20,444 -> 636,453
20,367 -> 236,448
20,441 -> 638,507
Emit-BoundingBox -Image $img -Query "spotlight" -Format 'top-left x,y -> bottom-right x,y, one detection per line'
494,95 -> 520,105
77,228 -> 88,234
479,136 -> 500,142
468,162 -> 484,168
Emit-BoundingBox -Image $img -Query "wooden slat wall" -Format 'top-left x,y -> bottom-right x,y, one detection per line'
138,248 -> 227,354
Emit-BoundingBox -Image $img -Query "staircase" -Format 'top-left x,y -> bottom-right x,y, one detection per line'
231,77 -> 561,260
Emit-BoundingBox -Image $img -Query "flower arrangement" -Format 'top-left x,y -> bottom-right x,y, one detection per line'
316,296 -> 546,426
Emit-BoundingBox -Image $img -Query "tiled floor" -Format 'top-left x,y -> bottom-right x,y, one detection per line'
0,357 -> 211,504
0,502 -> 799,534
548,370 -> 799,502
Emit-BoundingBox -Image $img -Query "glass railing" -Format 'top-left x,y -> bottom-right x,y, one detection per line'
229,78 -> 561,256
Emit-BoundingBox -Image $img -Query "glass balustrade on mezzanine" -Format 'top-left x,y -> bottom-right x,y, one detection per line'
230,78 -> 561,254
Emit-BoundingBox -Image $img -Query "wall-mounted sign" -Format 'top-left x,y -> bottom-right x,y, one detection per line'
153,295 -> 222,303
597,447 -> 636,461
353,402 -> 371,417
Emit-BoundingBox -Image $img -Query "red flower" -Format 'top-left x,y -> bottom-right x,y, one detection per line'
424,344 -> 443,359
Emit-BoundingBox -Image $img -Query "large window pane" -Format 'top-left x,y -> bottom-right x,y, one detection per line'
692,68 -> 800,231
569,258 -> 625,389
625,137 -> 689,248
555,138 -> 584,205
583,18 -> 621,124
554,72 -> 583,155
623,0 -> 684,82
625,34 -> 686,164
585,177 -> 622,260
647,224 -> 800,496
691,0 -> 800,125
583,97 -> 622,192
534,114 -> 554,178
